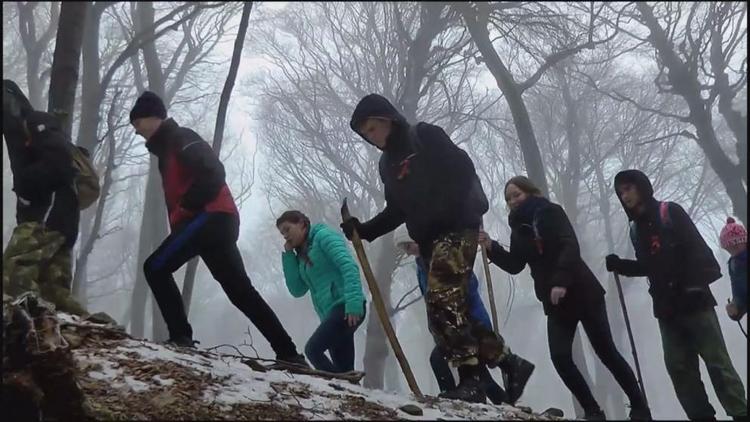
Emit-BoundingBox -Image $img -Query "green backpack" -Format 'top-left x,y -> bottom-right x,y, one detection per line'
69,144 -> 100,210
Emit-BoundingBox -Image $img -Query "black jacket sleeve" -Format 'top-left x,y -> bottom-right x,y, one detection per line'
15,131 -> 74,201
359,163 -> 406,241
536,205 -> 580,288
616,258 -> 648,277
420,124 -> 478,220
176,128 -> 226,211
668,202 -> 722,285
487,240 -> 526,274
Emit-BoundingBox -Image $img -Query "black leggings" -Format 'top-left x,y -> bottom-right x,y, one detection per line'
547,296 -> 646,411
143,212 -> 299,359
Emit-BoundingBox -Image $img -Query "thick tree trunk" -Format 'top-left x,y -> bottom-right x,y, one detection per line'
362,234 -> 398,389
458,7 -> 549,196
72,2 -> 110,304
182,1 -> 253,315
128,1 -> 170,341
635,2 -> 747,226
47,2 -> 89,136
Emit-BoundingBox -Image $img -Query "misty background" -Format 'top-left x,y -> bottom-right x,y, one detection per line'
2,2 -> 747,419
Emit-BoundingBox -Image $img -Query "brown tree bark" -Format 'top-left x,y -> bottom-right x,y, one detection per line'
456,4 -> 549,195
47,2 -> 89,136
635,2 -> 747,225
17,2 -> 59,110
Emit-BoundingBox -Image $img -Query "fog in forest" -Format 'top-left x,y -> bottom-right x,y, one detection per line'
3,2 -> 747,419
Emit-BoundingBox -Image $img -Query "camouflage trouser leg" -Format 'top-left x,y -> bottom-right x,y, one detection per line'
39,246 -> 87,315
425,230 -> 481,367
2,222 -> 86,315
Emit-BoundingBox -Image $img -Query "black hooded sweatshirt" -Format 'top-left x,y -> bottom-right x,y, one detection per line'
349,94 -> 487,256
613,169 -> 719,319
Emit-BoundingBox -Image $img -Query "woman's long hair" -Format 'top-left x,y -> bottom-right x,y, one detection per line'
504,175 -> 543,199
276,210 -> 313,266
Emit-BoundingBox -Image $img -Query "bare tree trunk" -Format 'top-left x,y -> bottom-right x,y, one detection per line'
127,1 -> 171,341
457,5 -> 549,196
635,2 -> 747,226
47,2 -> 89,136
72,2 -> 110,303
73,91 -> 121,304
17,2 -> 60,110
182,1 -> 253,315
362,234 -> 398,389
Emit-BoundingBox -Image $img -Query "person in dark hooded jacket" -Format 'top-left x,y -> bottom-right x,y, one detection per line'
2,79 -> 86,315
341,93 -> 534,404
606,169 -> 747,421
481,175 -> 651,420
129,91 -> 307,368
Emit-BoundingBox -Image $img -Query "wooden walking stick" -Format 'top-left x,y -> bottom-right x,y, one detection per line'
479,225 -> 499,335
341,198 -> 423,399
613,272 -> 649,407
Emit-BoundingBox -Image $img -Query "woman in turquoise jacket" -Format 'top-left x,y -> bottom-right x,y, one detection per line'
276,210 -> 366,373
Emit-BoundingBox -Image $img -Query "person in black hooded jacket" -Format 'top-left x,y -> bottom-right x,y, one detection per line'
2,80 -> 86,315
480,175 -> 651,420
606,169 -> 747,421
341,94 -> 534,404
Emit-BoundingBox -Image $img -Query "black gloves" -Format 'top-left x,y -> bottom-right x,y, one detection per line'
605,254 -> 622,273
340,217 -> 363,241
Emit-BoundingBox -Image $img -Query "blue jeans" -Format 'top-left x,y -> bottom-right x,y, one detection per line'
305,302 -> 366,373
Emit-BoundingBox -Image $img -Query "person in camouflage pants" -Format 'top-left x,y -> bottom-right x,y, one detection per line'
3,82 -> 86,316
3,222 -> 86,315
426,230 -> 485,365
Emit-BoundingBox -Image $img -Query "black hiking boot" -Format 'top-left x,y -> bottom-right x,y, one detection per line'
270,353 -> 310,370
542,407 -> 565,418
439,364 -> 487,404
166,336 -> 199,349
629,404 -> 652,420
584,407 -> 606,420
438,375 -> 486,404
499,353 -> 535,405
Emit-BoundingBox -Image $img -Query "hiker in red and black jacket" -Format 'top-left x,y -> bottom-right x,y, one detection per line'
481,175 -> 650,421
129,91 -> 307,367
607,169 -> 746,420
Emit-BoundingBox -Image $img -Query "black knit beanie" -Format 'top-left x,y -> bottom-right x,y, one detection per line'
129,91 -> 167,123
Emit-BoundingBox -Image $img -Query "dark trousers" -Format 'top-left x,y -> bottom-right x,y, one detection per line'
305,302 -> 365,373
658,308 -> 747,419
143,212 -> 298,359
547,296 -> 646,412
430,346 -> 507,404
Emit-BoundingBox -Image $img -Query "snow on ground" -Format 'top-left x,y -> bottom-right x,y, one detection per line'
63,318 -> 561,420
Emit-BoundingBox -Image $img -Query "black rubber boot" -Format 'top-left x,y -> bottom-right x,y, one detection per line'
166,336 -> 198,349
438,365 -> 487,404
499,353 -> 535,405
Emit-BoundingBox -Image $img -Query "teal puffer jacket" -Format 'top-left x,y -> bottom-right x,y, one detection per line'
282,223 -> 365,319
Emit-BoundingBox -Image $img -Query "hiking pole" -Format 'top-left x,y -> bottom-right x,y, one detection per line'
341,198 -> 423,399
613,272 -> 649,407
727,299 -> 748,339
479,224 -> 499,335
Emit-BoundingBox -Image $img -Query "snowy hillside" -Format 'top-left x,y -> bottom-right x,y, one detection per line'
3,299 -> 563,420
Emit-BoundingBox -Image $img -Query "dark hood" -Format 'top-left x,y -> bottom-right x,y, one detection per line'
349,94 -> 408,151
25,111 -> 63,136
614,169 -> 655,221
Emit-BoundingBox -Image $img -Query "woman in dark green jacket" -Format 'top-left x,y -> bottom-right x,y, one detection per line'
276,211 -> 366,373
